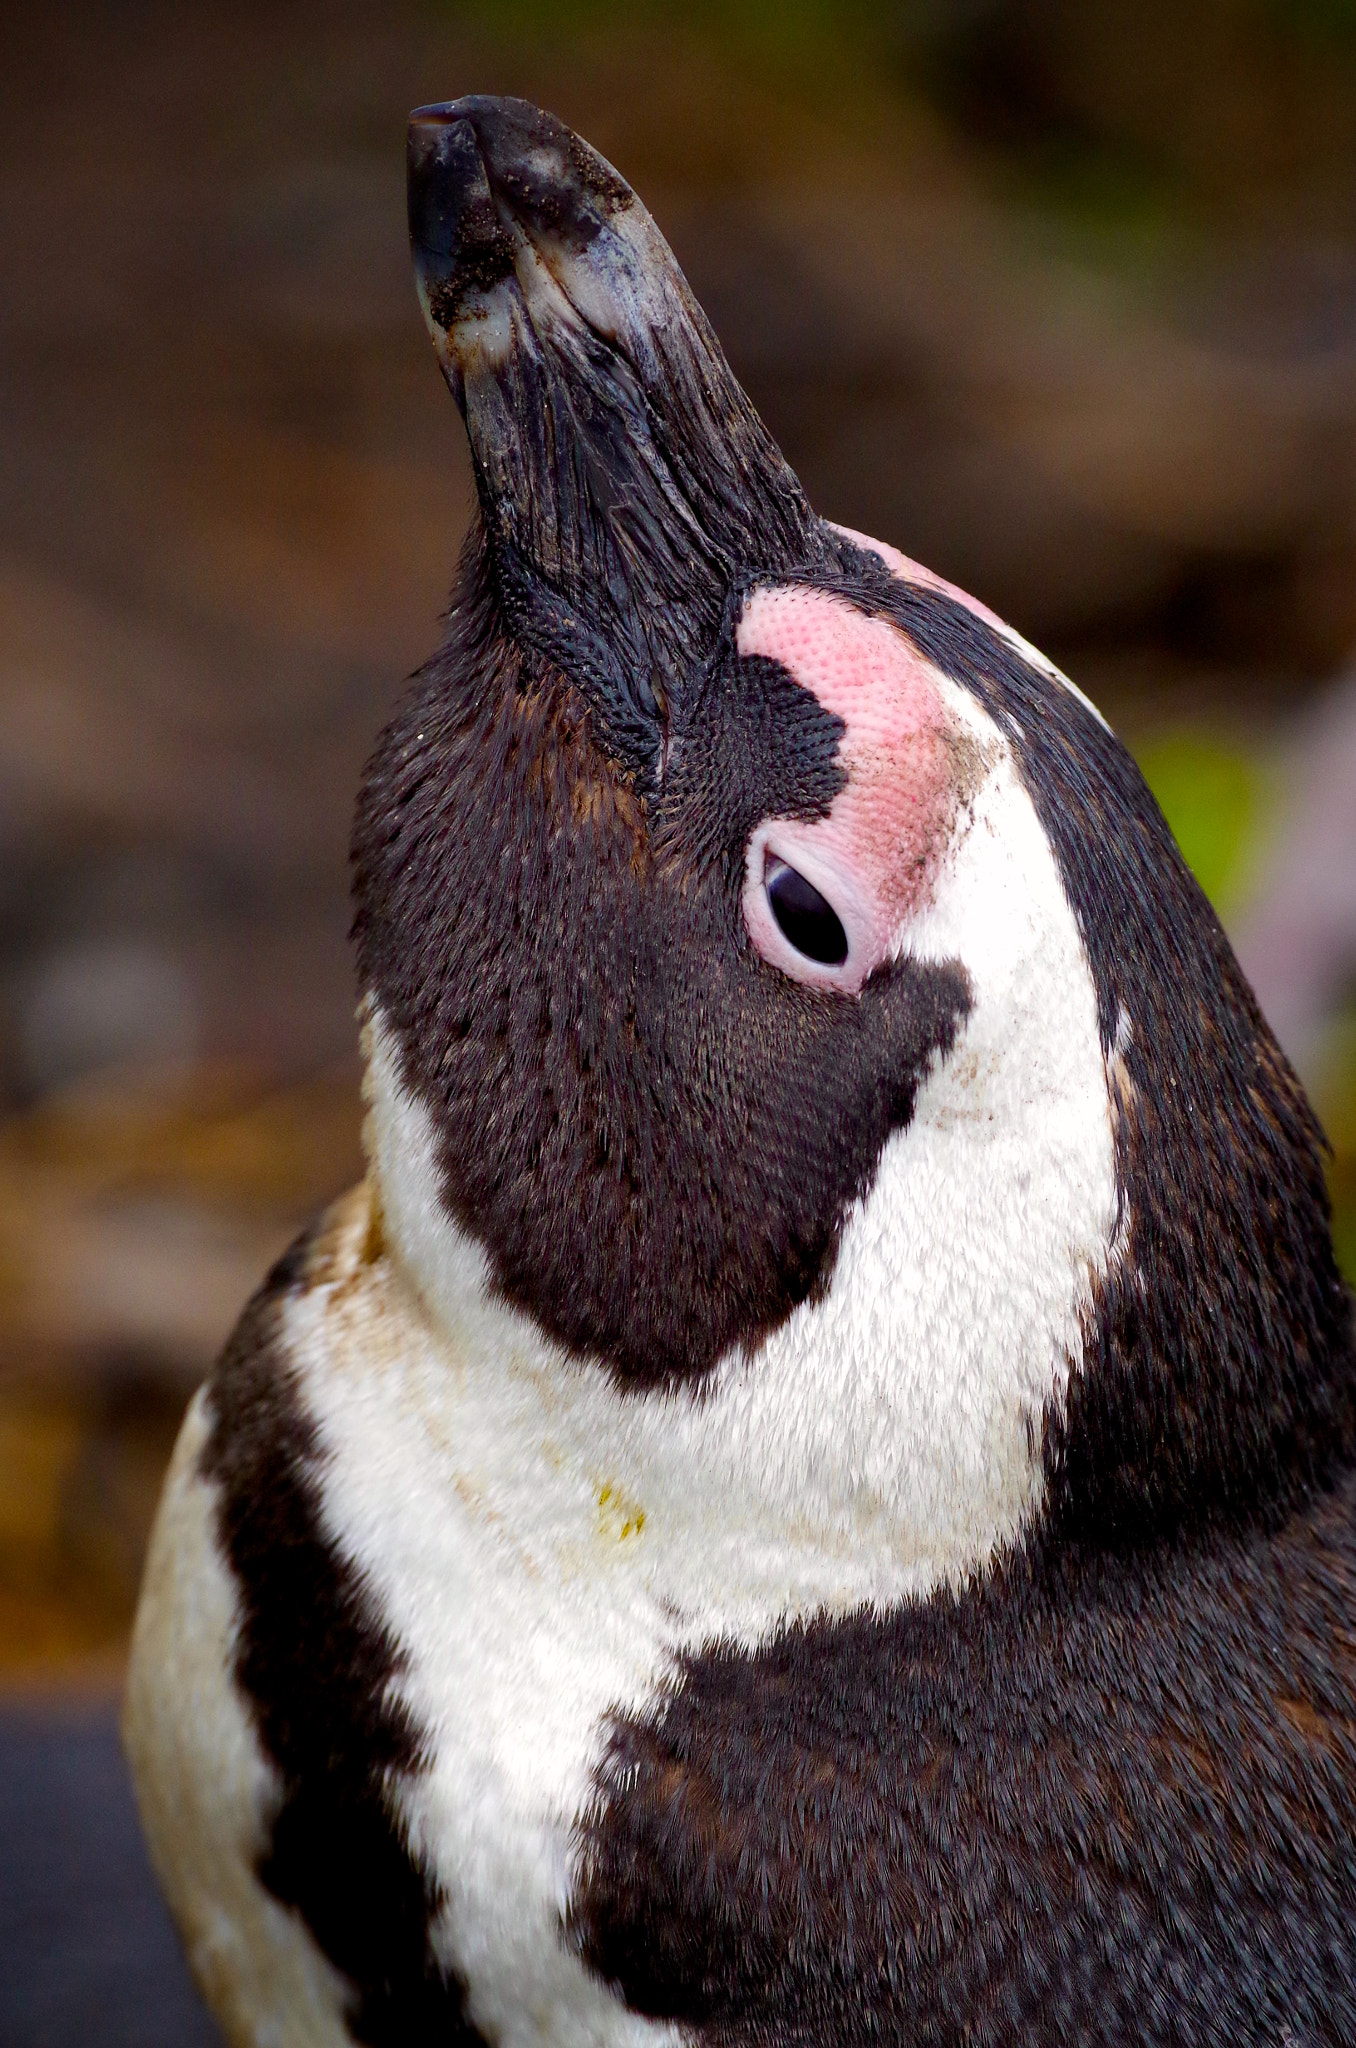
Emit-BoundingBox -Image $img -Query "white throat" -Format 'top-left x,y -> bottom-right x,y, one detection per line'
361,698 -> 1117,1641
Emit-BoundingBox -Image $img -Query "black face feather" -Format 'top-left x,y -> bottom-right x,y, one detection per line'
352,539 -> 970,1392
362,101 -> 979,1391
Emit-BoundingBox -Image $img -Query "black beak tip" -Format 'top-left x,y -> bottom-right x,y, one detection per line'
407,96 -> 632,315
407,101 -> 517,318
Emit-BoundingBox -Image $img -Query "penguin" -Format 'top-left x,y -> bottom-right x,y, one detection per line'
124,95 -> 1356,2048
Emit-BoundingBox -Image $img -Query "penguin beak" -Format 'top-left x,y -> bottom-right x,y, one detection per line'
407,96 -> 827,778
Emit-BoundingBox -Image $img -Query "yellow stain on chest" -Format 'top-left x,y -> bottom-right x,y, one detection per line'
596,1481 -> 646,1543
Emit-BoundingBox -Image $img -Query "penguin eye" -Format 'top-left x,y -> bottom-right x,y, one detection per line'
765,857 -> 848,967
743,827 -> 881,993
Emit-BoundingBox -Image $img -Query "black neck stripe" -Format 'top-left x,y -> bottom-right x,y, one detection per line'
201,1228 -> 490,2048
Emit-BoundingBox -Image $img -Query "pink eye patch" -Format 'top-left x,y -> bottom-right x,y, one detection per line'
736,585 -> 968,993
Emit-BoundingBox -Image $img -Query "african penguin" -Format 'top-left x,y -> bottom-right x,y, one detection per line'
125,94 -> 1356,2048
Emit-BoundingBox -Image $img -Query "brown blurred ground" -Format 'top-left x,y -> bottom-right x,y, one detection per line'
2,0 -> 1356,1685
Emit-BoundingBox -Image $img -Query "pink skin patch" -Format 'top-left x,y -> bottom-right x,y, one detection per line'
736,585 -> 963,994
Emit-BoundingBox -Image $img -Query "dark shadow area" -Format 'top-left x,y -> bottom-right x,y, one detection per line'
0,1702 -> 221,2047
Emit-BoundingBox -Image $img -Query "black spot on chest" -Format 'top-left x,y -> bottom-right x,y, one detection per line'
201,1227 -> 489,2048
571,1473 -> 1356,2045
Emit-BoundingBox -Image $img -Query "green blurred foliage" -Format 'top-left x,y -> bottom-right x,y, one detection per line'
1319,1012 -> 1356,1284
1135,734 -> 1268,917
1135,730 -> 1356,1283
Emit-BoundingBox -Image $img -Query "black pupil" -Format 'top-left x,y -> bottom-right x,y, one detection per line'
765,858 -> 848,967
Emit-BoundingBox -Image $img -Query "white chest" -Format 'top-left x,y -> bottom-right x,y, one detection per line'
282,1246 -> 671,2044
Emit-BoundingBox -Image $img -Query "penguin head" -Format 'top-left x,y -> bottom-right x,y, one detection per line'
353,97 -> 1354,1573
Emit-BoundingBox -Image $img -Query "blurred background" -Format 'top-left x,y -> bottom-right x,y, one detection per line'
2,0 -> 1355,2037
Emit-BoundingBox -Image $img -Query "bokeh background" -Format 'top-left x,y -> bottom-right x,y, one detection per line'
2,1 -> 1355,2037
